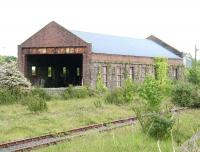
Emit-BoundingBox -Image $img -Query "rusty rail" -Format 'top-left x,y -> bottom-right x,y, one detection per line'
0,107 -> 188,152
0,117 -> 137,152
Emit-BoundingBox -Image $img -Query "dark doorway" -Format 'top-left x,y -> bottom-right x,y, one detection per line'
26,54 -> 83,88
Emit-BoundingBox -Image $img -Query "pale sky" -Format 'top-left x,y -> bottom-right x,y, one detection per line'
0,0 -> 200,58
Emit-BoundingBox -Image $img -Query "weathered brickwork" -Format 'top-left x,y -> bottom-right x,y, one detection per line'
89,53 -> 183,88
90,53 -> 183,65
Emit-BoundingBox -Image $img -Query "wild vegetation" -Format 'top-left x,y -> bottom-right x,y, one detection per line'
63,85 -> 94,99
0,57 -> 200,151
96,65 -> 108,94
0,62 -> 49,112
171,60 -> 200,108
0,97 -> 133,142
37,109 -> 200,152
172,82 -> 200,107
187,60 -> 200,85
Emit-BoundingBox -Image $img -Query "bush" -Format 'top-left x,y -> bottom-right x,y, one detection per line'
0,87 -> 24,104
187,65 -> 200,85
139,76 -> 163,112
31,88 -> 51,101
63,85 -> 90,99
171,82 -> 194,107
63,85 -> 73,99
172,82 -> 200,107
146,113 -> 174,139
0,62 -> 31,105
75,87 -> 90,98
105,88 -> 124,104
27,95 -> 48,112
0,62 -> 31,90
122,77 -> 134,103
132,97 -> 175,139
191,88 -> 200,107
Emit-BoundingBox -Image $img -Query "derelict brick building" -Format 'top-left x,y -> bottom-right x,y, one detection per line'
18,21 -> 183,88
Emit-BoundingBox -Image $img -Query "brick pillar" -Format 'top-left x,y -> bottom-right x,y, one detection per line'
18,46 -> 28,77
18,45 -> 24,74
23,54 -> 27,77
82,43 -> 92,86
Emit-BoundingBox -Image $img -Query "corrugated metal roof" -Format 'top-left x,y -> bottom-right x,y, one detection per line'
72,30 -> 180,59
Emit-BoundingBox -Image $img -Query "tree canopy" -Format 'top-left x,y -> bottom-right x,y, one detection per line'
0,55 -> 17,64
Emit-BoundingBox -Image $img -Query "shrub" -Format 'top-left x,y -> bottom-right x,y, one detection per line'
74,87 -> 90,98
132,97 -> 174,139
146,113 -> 174,139
96,66 -> 107,94
105,88 -> 124,104
63,85 -> 73,99
187,64 -> 200,85
27,95 -> 48,112
191,88 -> 200,107
63,85 -> 90,99
122,77 -> 134,103
172,82 -> 200,107
31,88 -> 51,101
139,76 -> 163,112
171,82 -> 194,107
0,87 -> 24,104
0,62 -> 31,90
132,97 -> 148,130
0,62 -> 31,105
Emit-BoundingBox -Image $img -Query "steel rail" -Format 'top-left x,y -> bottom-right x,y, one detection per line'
0,117 -> 137,152
0,107 -> 188,152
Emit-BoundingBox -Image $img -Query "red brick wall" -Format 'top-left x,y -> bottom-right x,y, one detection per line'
90,53 -> 183,65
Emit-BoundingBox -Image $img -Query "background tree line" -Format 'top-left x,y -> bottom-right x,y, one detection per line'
0,55 -> 16,64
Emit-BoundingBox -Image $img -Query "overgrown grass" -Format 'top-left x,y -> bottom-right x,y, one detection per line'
0,97 -> 133,142
36,109 -> 200,152
0,88 -> 25,104
63,86 -> 94,99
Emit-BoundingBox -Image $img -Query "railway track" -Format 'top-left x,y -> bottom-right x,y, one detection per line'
0,117 -> 137,152
0,107 -> 188,152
